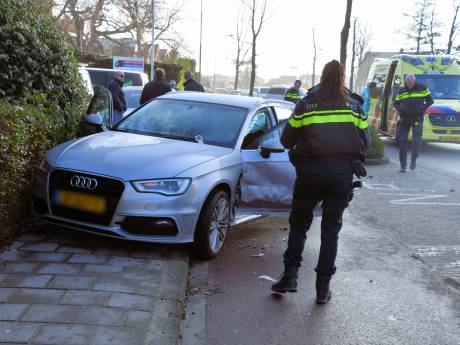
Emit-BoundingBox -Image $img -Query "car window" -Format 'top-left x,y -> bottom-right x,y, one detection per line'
241,109 -> 272,149
259,120 -> 287,147
273,106 -> 294,121
114,99 -> 248,148
86,87 -> 112,126
124,89 -> 142,109
268,87 -> 288,95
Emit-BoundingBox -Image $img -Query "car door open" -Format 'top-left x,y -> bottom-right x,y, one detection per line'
240,121 -> 296,211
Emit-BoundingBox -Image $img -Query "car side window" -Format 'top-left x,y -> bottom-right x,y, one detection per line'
241,109 -> 272,150
259,120 -> 287,147
273,106 -> 294,121
86,86 -> 112,126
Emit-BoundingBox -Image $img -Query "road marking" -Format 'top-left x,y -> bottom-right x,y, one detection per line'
363,182 -> 435,192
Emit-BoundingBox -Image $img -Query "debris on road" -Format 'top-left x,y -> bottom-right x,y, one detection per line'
258,275 -> 277,283
251,253 -> 265,257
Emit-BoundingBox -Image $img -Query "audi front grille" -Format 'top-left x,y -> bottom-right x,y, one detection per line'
428,113 -> 460,127
49,169 -> 125,226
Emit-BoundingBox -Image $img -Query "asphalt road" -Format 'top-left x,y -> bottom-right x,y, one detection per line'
182,145 -> 460,345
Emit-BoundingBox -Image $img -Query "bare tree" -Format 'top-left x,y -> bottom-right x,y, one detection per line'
356,21 -> 372,66
340,0 -> 353,67
447,1 -> 460,54
245,0 -> 269,97
312,27 -> 317,87
349,18 -> 357,91
427,5 -> 442,54
233,16 -> 250,90
403,0 -> 433,53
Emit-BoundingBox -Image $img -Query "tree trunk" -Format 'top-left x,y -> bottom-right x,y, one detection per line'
249,38 -> 256,96
312,27 -> 317,87
87,0 -> 105,53
340,0 -> 353,67
349,18 -> 357,91
234,46 -> 240,90
447,5 -> 459,54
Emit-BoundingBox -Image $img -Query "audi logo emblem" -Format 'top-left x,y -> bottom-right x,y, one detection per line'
446,115 -> 457,124
70,175 -> 98,190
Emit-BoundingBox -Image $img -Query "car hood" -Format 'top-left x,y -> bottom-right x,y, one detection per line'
48,131 -> 233,180
426,99 -> 460,113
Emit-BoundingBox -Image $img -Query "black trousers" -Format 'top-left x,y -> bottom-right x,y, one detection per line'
283,160 -> 353,276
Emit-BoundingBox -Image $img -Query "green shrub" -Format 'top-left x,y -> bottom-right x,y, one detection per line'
367,126 -> 385,160
0,0 -> 87,243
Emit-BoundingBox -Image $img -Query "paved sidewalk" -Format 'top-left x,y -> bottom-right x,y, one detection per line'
0,226 -> 189,345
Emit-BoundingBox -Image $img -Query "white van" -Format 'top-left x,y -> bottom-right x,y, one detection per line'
84,67 -> 149,89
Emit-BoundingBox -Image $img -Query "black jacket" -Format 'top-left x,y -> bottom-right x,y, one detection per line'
184,79 -> 205,92
394,83 -> 434,123
107,79 -> 127,113
281,86 -> 370,162
140,80 -> 172,105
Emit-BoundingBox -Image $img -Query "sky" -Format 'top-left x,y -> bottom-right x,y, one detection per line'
172,0 -> 458,80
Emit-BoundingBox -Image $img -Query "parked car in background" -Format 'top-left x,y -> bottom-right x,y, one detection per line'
265,85 -> 306,100
34,92 -> 296,259
214,88 -> 229,94
78,68 -> 94,96
84,67 -> 149,89
256,87 -> 269,98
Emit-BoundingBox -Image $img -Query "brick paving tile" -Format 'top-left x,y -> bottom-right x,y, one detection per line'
0,321 -> 40,342
38,263 -> 83,275
19,243 -> 59,252
25,252 -> 70,263
125,310 -> 152,328
82,264 -> 123,274
74,306 -> 125,326
108,293 -> 153,311
107,256 -> 146,267
1,274 -> 53,288
0,262 -> 39,274
0,288 -> 18,302
89,326 -> 144,345
21,304 -> 79,323
0,304 -> 29,321
10,288 -> 64,304
48,275 -> 97,290
93,279 -> 137,293
68,253 -> 108,264
34,323 -> 93,345
61,290 -> 111,306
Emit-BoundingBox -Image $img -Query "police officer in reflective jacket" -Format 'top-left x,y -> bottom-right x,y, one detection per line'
394,74 -> 433,172
284,80 -> 303,104
271,60 -> 370,304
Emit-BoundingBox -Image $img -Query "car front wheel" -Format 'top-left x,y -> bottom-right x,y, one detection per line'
194,190 -> 230,259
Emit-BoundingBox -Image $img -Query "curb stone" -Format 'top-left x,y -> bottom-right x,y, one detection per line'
143,253 -> 189,345
365,156 -> 390,166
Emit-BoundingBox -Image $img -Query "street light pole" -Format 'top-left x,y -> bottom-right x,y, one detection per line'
198,0 -> 203,83
150,0 -> 155,81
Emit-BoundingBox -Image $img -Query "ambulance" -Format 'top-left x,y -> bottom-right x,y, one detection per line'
366,54 -> 460,142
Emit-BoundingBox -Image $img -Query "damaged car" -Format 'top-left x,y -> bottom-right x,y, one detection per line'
33,90 -> 296,258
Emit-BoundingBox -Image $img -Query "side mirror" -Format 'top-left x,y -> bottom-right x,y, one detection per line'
76,113 -> 104,138
259,138 -> 285,158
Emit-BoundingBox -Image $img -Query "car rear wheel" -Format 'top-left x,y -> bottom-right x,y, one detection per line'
194,190 -> 230,259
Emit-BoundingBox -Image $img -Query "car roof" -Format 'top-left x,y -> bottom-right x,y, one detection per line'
157,91 -> 293,109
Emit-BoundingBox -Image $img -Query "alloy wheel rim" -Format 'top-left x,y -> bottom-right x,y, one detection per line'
209,197 -> 230,253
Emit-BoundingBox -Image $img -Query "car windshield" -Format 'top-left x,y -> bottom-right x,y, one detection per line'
414,75 -> 460,100
113,99 -> 248,148
124,89 -> 142,109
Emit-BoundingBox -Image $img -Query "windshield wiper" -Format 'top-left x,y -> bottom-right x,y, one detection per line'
150,132 -> 200,143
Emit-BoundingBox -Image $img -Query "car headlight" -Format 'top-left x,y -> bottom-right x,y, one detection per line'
131,178 -> 191,195
39,158 -> 52,173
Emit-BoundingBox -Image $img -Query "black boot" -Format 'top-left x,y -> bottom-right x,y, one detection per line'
271,266 -> 299,293
316,274 -> 332,304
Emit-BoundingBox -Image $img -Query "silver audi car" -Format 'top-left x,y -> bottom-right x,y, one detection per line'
33,90 -> 296,258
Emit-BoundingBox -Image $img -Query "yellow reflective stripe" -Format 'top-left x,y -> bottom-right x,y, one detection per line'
396,89 -> 431,101
286,93 -> 301,99
293,109 -> 364,120
288,114 -> 368,129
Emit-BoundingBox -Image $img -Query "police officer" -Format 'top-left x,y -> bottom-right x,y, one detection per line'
284,80 -> 303,104
394,74 -> 433,172
271,60 -> 370,304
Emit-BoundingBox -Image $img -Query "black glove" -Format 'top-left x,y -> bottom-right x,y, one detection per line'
351,160 -> 367,178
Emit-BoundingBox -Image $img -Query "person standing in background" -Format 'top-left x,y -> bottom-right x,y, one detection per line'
107,71 -> 127,125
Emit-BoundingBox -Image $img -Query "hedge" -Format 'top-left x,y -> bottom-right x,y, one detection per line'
0,0 -> 87,244
367,126 -> 385,160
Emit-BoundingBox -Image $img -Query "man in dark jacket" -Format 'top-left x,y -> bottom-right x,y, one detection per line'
107,71 -> 127,125
284,80 -> 302,104
394,74 -> 434,172
183,71 -> 205,92
140,68 -> 172,105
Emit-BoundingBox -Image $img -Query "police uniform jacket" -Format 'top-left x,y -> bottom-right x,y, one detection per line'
281,86 -> 370,162
394,83 -> 434,123
284,87 -> 302,104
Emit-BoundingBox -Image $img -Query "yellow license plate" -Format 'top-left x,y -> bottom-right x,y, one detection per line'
56,190 -> 106,214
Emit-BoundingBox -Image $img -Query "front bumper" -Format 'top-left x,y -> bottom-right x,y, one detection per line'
423,116 -> 460,142
33,169 -> 200,244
